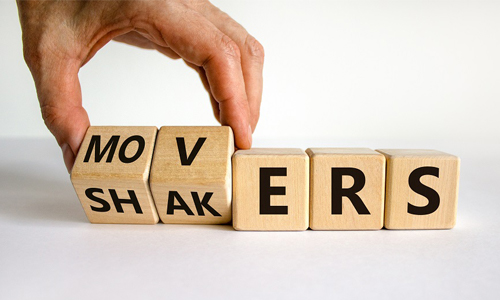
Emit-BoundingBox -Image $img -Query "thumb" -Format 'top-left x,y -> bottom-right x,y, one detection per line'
31,58 -> 90,173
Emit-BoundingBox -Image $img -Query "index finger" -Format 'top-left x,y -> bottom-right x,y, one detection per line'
200,4 -> 265,132
148,6 -> 252,149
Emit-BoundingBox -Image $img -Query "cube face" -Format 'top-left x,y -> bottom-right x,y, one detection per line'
73,179 -> 158,224
307,148 -> 385,230
149,126 -> 234,224
71,126 -> 159,224
377,149 -> 460,229
232,148 -> 309,231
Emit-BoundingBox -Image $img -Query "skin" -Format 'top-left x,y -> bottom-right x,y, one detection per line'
16,0 -> 264,172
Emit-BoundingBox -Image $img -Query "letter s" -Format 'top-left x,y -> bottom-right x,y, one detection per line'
408,166 -> 440,215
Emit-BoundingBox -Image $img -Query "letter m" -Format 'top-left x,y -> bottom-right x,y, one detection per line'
84,135 -> 120,163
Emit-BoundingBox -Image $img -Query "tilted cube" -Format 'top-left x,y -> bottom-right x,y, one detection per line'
150,126 -> 234,224
71,126 -> 159,224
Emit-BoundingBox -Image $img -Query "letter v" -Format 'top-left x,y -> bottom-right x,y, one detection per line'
176,137 -> 207,165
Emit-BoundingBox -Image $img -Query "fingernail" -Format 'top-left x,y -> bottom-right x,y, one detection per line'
247,124 -> 253,147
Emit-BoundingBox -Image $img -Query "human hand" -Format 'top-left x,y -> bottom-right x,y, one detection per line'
17,0 -> 264,172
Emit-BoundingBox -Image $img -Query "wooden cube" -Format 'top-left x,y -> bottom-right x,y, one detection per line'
71,126 -> 159,224
149,126 -> 234,224
306,148 -> 385,230
376,149 -> 460,229
232,148 -> 309,231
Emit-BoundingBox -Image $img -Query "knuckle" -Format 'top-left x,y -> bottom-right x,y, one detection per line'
22,35 -> 64,72
22,40 -> 41,71
22,49 -> 35,68
244,35 -> 265,63
218,35 -> 241,62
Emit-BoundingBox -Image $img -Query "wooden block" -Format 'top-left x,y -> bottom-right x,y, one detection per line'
71,126 -> 159,224
232,148 -> 309,231
376,149 -> 460,229
149,126 -> 234,224
306,148 -> 385,230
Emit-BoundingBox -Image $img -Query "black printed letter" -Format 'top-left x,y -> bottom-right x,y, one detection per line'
260,167 -> 287,215
84,135 -> 120,163
191,192 -> 221,216
109,189 -> 143,214
176,137 -> 206,165
331,168 -> 370,215
167,191 -> 195,215
408,166 -> 440,215
118,135 -> 145,163
85,188 -> 111,212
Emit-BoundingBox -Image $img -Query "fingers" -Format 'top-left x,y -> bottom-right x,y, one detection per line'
113,31 -> 181,59
199,4 -> 264,132
17,0 -> 94,172
198,67 -> 222,124
183,60 -> 221,123
151,7 -> 252,148
30,58 -> 90,172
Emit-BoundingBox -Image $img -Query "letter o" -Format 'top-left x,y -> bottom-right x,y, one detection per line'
119,135 -> 145,163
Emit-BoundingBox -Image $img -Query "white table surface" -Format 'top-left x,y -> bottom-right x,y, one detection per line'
1,138 -> 499,300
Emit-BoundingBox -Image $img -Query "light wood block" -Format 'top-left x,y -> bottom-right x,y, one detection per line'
376,149 -> 460,229
232,148 -> 309,231
149,126 -> 234,224
306,148 -> 385,230
71,126 -> 159,224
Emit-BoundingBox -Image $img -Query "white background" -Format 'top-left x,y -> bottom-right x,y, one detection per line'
1,1 -> 500,299
2,0 -> 499,143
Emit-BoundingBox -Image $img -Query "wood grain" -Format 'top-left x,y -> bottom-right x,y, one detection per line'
71,126 -> 159,224
307,148 -> 385,230
232,148 -> 309,231
377,149 -> 460,229
149,126 -> 233,224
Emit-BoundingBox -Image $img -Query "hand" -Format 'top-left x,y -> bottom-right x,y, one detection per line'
17,0 -> 264,172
